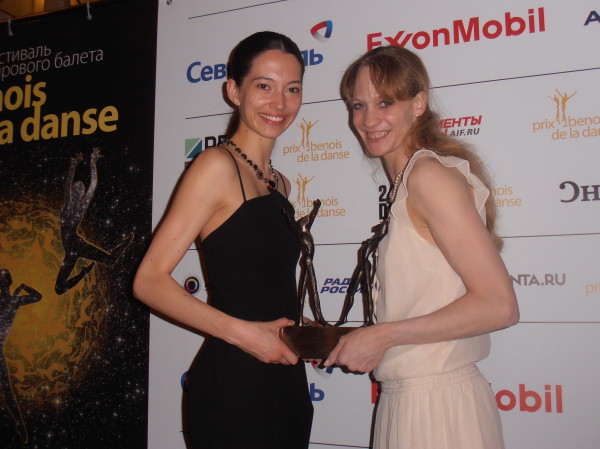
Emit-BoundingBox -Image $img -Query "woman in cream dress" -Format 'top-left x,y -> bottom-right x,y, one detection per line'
325,46 -> 519,449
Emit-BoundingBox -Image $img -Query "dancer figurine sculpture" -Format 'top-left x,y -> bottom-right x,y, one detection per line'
281,201 -> 384,359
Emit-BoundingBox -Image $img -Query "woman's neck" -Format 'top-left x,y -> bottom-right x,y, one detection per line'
383,149 -> 411,181
228,131 -> 275,168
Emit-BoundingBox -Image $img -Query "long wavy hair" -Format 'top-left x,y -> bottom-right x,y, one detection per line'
341,45 -> 502,249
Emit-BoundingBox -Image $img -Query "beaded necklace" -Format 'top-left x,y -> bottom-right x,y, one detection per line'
223,139 -> 279,190
387,170 -> 405,203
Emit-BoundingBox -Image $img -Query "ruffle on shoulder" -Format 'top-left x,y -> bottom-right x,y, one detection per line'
390,149 -> 489,228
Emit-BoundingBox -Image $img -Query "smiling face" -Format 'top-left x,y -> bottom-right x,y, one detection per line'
349,66 -> 425,163
227,49 -> 303,141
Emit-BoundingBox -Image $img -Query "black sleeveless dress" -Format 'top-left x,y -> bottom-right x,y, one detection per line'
185,154 -> 313,449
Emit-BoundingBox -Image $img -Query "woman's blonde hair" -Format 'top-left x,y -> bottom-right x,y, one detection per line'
341,46 -> 502,249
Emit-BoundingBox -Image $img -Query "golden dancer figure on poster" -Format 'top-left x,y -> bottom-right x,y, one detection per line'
0,268 -> 42,444
548,89 -> 577,123
55,148 -> 133,295
0,145 -> 137,440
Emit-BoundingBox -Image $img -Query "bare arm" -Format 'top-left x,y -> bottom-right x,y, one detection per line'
133,148 -> 298,365
64,154 -> 82,205
81,147 -> 100,209
13,284 -> 42,306
326,158 -> 518,371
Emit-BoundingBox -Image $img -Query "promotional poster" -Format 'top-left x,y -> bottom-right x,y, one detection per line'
0,1 -> 157,446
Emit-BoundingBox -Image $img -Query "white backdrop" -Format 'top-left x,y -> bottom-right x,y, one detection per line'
149,1 -> 600,448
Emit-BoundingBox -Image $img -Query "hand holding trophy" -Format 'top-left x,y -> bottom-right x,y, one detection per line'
281,200 -> 388,360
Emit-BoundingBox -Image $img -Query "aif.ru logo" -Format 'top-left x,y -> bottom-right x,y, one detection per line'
311,20 -> 333,42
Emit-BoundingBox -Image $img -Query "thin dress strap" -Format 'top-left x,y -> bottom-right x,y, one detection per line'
218,147 -> 246,202
276,170 -> 288,197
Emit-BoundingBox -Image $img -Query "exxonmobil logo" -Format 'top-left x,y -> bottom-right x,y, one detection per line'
372,382 -> 564,413
367,7 -> 546,51
496,384 -> 563,413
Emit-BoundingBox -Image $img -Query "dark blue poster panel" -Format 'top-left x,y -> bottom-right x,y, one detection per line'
0,1 -> 157,447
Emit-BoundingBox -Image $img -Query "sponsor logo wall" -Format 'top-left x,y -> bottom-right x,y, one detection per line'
152,1 -> 600,448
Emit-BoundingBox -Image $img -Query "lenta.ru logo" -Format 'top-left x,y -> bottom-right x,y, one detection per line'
532,89 -> 600,140
511,273 -> 566,287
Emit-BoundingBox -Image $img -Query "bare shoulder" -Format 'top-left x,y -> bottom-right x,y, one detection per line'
188,146 -> 237,174
408,155 -> 468,194
180,147 -> 238,186
407,155 -> 474,225
168,148 -> 240,208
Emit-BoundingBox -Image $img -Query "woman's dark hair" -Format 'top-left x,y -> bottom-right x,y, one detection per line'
225,31 -> 304,136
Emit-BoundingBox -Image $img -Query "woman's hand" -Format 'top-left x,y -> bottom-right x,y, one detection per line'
324,324 -> 389,373
231,317 -> 299,365
301,316 -> 321,327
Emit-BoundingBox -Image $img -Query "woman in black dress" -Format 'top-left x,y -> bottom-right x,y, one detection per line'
133,32 -> 313,448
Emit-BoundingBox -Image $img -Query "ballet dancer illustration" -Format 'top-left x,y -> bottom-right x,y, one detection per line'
55,147 -> 133,295
0,268 -> 42,443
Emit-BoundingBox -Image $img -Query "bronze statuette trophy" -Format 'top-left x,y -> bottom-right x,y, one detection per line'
281,200 -> 388,359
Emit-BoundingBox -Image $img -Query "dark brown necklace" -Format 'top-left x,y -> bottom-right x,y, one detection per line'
223,139 -> 279,189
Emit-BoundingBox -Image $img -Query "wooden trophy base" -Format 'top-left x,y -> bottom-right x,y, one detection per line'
280,326 -> 356,360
